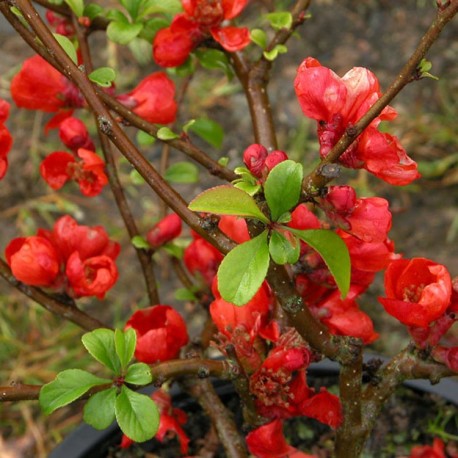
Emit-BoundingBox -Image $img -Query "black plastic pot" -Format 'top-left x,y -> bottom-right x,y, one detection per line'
50,358 -> 458,458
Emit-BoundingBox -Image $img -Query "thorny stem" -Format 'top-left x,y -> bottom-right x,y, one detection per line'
73,17 -> 160,305
0,258 -> 108,331
303,0 -> 458,194
11,0 -> 235,257
0,359 -> 232,401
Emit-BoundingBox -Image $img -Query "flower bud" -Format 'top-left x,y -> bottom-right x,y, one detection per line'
243,144 -> 268,177
146,213 -> 182,249
59,117 -> 95,152
264,150 -> 288,171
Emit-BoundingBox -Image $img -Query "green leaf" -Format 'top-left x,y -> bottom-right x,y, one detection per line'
39,369 -> 111,415
83,3 -> 103,20
140,17 -> 169,42
120,0 -> 143,20
157,127 -> 179,140
182,119 -> 196,133
250,28 -> 267,49
263,44 -> 287,61
195,49 -> 233,78
162,243 -> 184,258
233,181 -> 261,196
88,67 -> 116,87
189,185 -> 269,224
64,0 -> 84,17
269,230 -> 300,265
287,228 -> 351,298
106,9 -> 129,22
115,328 -> 137,371
218,157 -> 229,166
131,235 -> 150,249
136,130 -> 156,146
265,12 -> 293,30
174,287 -> 197,301
130,169 -> 146,185
124,363 -> 152,385
187,118 -> 224,149
53,34 -> 78,65
264,160 -> 303,221
165,162 -> 199,184
82,329 -> 121,374
115,386 -> 159,442
218,231 -> 270,306
140,0 -> 182,16
107,21 -> 143,45
83,388 -> 117,429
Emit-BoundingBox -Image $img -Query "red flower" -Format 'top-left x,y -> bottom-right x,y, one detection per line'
153,0 -> 250,68
40,149 -> 108,197
121,390 -> 189,454
409,438 -> 445,458
146,213 -> 182,249
125,305 -> 189,363
183,233 -> 223,286
210,279 -> 274,339
294,57 -> 419,185
243,144 -> 268,178
322,186 -> 392,243
11,55 -> 83,112
7,215 -> 119,298
246,419 -> 316,458
5,236 -> 60,287
379,258 -> 452,328
117,73 -> 177,124
218,215 -> 250,244
264,150 -> 289,171
316,287 -> 379,344
58,117 -> 95,152
0,98 -> 12,180
46,10 -> 75,36
66,252 -> 118,299
45,215 -> 120,263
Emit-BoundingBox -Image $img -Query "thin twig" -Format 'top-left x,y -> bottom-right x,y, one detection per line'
0,258 -> 108,331
73,17 -> 160,304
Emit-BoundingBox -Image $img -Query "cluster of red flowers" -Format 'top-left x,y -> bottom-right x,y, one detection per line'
294,57 -> 420,185
5,215 -> 120,299
153,0 -> 250,67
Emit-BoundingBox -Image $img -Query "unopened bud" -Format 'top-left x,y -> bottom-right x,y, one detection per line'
59,117 -> 95,152
243,143 -> 268,177
146,213 -> 182,249
264,150 -> 288,171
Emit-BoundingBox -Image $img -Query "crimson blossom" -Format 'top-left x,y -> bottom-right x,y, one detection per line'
294,57 -> 420,185
146,213 -> 182,249
379,257 -> 452,328
409,438 -> 445,458
57,116 -> 95,152
125,305 -> 189,363
40,148 -> 108,197
11,55 -> 83,113
6,215 -> 120,298
117,72 -> 177,124
0,98 -> 13,179
246,419 -> 316,458
152,0 -> 250,68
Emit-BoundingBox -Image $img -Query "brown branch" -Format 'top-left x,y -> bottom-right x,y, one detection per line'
303,0 -> 458,193
184,378 -> 248,458
0,359 -> 232,401
73,17 -> 160,305
231,0 -> 311,149
335,348 -> 364,458
0,258 -> 108,330
11,0 -> 235,256
99,92 -> 237,182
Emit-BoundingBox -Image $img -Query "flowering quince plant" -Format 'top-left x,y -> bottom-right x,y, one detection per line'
1,1 -> 458,457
